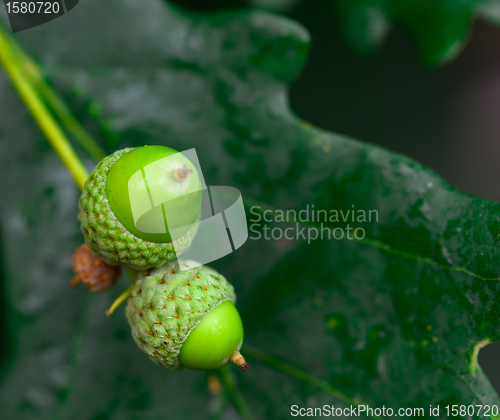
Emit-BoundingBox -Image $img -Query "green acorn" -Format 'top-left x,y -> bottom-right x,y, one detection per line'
78,146 -> 202,270
126,260 -> 248,371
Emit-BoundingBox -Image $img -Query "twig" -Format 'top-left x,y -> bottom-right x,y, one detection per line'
106,284 -> 133,316
2,25 -> 107,162
0,25 -> 89,190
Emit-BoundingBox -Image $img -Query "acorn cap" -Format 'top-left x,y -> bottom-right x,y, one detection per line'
78,148 -> 199,270
126,260 -> 236,370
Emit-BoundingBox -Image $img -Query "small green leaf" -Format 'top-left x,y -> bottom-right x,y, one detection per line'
335,1 -> 392,57
333,0 -> 484,65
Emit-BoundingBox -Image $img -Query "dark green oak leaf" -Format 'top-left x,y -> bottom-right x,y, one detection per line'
238,0 -> 500,66
1,0 -> 500,419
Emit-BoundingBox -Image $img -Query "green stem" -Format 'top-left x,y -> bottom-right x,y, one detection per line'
1,24 -> 107,162
25,62 -> 107,162
106,268 -> 139,316
0,26 -> 89,190
106,284 -> 132,316
219,365 -> 254,420
29,69 -> 107,162
0,25 -> 138,287
241,345 -> 380,420
0,25 -> 139,290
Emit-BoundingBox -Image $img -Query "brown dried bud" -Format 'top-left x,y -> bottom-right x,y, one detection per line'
231,351 -> 249,372
71,244 -> 121,292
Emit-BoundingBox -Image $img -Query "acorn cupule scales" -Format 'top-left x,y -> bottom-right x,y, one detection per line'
78,147 -> 200,270
126,260 -> 243,370
77,146 -> 247,372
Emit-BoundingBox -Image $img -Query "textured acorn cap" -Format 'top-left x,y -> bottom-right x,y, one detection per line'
78,148 -> 199,270
126,260 -> 236,370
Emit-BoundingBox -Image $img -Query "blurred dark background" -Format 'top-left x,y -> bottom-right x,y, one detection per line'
288,3 -> 500,204
173,0 -> 500,395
